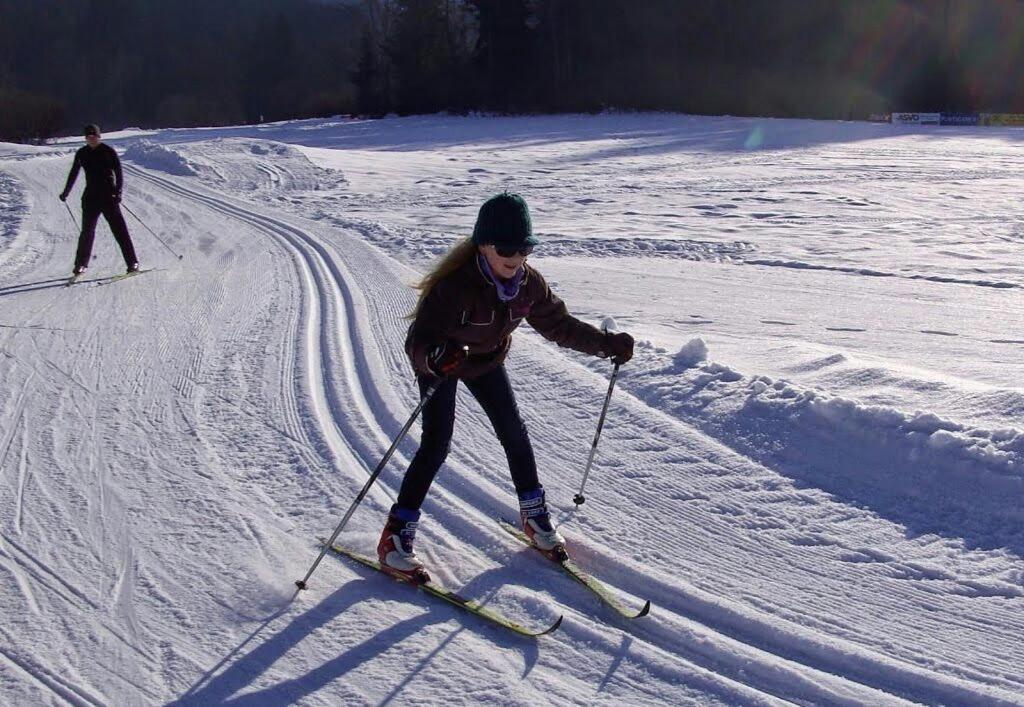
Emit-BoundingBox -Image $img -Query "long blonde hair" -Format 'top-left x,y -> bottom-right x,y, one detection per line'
408,238 -> 477,319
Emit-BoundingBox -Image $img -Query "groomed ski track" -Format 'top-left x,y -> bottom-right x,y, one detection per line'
0,145 -> 1021,704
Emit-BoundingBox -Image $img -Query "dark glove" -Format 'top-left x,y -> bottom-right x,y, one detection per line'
604,332 -> 634,365
428,342 -> 468,377
59,192 -> 68,202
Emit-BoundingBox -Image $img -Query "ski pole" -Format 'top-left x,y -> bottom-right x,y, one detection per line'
63,201 -> 80,231
122,203 -> 184,260
295,379 -> 443,590
573,362 -> 620,507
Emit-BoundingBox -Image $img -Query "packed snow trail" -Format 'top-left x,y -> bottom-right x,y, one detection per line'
129,163 -> 1024,702
122,171 -> 939,705
1,115 -> 1023,704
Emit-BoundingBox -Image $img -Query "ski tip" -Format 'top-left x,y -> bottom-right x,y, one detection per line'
635,600 -> 651,618
540,614 -> 563,636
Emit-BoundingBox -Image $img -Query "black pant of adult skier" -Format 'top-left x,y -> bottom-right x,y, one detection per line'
74,196 -> 138,273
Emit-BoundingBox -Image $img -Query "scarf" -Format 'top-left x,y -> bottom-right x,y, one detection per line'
477,253 -> 524,302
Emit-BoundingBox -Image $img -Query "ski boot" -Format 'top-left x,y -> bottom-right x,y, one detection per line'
519,487 -> 567,561
377,505 -> 430,584
126,262 -> 140,274
67,265 -> 86,286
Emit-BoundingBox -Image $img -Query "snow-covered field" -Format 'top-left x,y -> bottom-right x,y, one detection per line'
1,113 -> 1022,705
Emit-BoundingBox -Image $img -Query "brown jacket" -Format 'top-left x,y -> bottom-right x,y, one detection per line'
406,256 -> 612,379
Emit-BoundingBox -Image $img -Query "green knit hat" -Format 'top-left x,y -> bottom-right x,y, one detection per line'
471,192 -> 538,247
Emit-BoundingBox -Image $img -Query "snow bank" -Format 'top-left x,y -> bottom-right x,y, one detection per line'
170,138 -> 345,194
123,139 -> 198,176
0,172 -> 25,243
744,376 -> 1024,476
536,236 -> 753,261
672,337 -> 708,369
610,340 -> 1024,545
0,172 -> 29,270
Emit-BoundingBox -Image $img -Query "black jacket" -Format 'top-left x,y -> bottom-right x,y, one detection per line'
62,143 -> 123,200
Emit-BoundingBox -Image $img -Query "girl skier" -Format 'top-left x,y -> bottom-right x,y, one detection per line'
378,192 -> 634,582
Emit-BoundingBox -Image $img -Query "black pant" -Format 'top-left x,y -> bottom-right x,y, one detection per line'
396,364 -> 539,511
75,197 -> 138,270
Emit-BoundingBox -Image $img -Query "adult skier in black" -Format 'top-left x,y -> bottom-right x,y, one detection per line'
59,124 -> 140,276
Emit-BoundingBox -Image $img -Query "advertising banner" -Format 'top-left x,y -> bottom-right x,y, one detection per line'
891,112 -> 940,125
940,113 -> 980,126
891,112 -> 921,124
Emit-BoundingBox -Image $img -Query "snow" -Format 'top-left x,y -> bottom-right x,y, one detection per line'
2,112 -> 1024,705
672,338 -> 709,369
122,140 -> 198,178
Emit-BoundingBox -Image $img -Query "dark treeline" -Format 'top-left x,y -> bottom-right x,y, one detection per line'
359,0 -> 1024,119
3,0 -> 1024,142
0,0 -> 363,142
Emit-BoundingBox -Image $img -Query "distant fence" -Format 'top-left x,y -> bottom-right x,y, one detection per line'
872,112 -> 1024,127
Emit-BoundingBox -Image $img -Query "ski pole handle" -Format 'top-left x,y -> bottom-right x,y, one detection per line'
573,362 -> 620,507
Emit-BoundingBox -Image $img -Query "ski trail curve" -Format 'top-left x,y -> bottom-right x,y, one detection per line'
126,167 -> 389,492
122,166 -> 1024,705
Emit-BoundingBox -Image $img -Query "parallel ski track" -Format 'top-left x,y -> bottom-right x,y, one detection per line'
127,167 -> 394,486
0,369 -> 33,483
0,640 -> 108,706
124,167 -> 1020,705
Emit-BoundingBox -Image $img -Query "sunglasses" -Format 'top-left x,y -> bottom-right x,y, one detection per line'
494,245 -> 534,258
